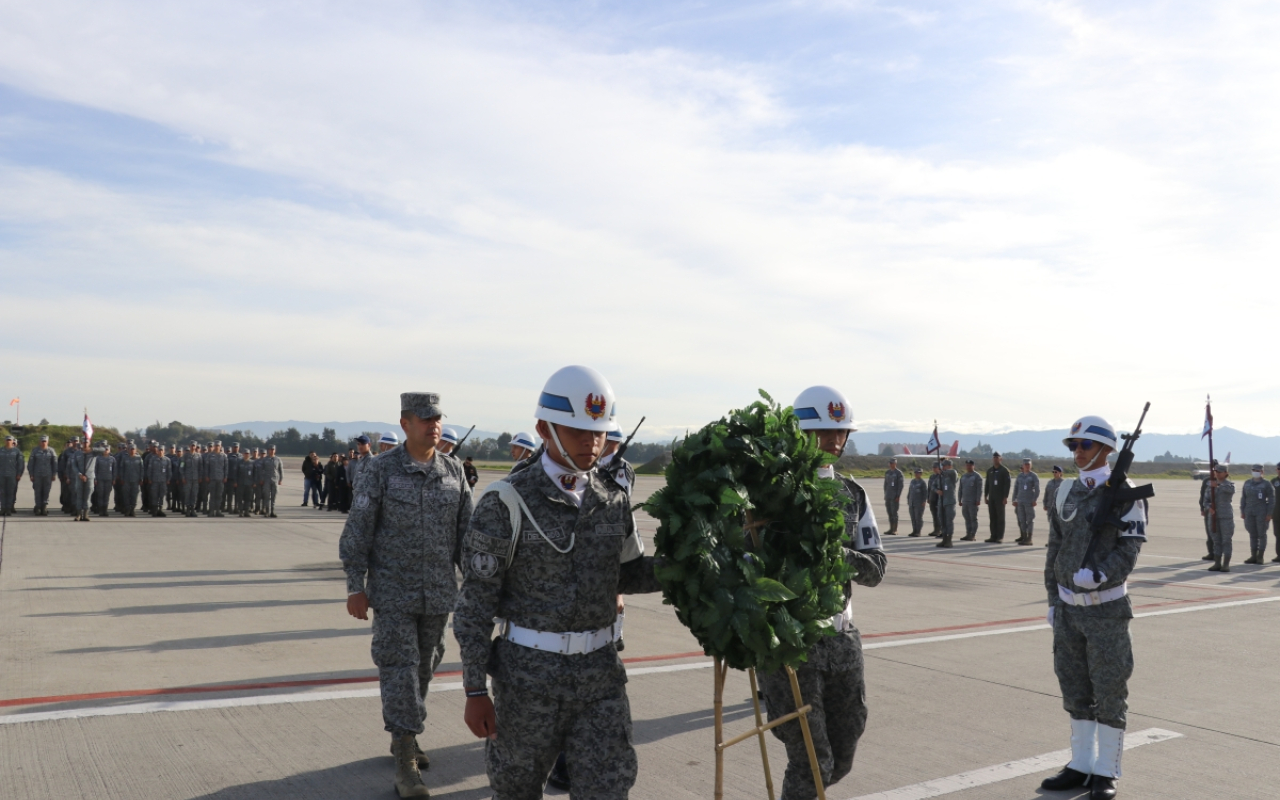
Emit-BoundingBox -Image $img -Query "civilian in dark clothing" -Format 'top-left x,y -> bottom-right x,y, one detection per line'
334,455 -> 351,512
463,456 -> 479,490
324,453 -> 340,511
301,452 -> 324,507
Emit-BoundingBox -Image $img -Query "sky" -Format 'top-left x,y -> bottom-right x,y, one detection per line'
2,0 -> 1279,442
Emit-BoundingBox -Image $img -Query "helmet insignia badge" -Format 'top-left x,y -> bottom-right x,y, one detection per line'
827,402 -> 846,422
584,394 -> 607,420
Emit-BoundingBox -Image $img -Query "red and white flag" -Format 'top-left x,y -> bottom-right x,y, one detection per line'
1201,398 -> 1212,440
925,424 -> 941,455
7,398 -> 16,406
83,412 -> 94,442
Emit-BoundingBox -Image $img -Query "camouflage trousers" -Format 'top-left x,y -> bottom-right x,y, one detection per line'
961,502 -> 980,537
148,482 -> 167,514
262,482 -> 278,515
938,504 -> 955,540
1053,607 -> 1133,730
208,481 -> 224,514
32,476 -> 52,509
93,481 -> 112,513
1209,516 -> 1235,560
487,677 -> 637,800
183,481 -> 199,513
761,631 -> 868,800
1244,511 -> 1270,554
0,476 -> 15,511
1015,503 -> 1036,538
884,496 -> 899,532
371,610 -> 447,735
928,500 -> 938,532
120,482 -> 139,513
908,502 -> 924,535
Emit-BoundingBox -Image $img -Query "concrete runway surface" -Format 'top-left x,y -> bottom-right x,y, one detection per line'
1,470 -> 1276,799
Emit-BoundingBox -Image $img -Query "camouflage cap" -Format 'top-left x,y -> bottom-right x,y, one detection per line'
4,435 -> 14,442
1023,457 -> 1033,464
232,442 -> 240,447
401,392 -> 443,419
40,434 -> 49,441
1252,464 -> 1264,471
914,467 -> 923,474
1052,465 -> 1063,473
1213,464 -> 1229,473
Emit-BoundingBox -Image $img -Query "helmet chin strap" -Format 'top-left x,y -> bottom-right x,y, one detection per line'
1080,446 -> 1107,472
547,424 -> 594,473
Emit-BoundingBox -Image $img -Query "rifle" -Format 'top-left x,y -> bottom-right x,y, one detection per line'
1080,403 -> 1156,581
604,417 -> 646,478
454,425 -> 476,456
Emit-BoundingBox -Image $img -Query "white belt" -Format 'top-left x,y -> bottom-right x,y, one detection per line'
829,605 -> 855,633
498,619 -> 619,655
1058,583 -> 1127,607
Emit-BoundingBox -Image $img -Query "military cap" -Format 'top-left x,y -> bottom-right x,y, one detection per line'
1213,463 -> 1229,473
71,437 -> 80,443
1252,464 -> 1263,471
914,467 -> 923,474
4,435 -> 14,442
964,458 -> 974,465
214,440 -> 222,446
355,434 -> 371,444
232,442 -> 240,447
93,443 -> 106,452
942,458 -> 953,467
888,456 -> 897,462
1052,465 -> 1063,473
400,392 -> 443,419
991,451 -> 1000,457
1022,457 -> 1032,464
40,434 -> 49,442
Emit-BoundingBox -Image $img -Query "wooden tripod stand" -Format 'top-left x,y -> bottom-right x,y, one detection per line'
711,658 -> 826,800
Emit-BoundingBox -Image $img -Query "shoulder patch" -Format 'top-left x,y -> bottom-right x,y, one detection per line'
355,493 -> 370,510
470,552 -> 499,578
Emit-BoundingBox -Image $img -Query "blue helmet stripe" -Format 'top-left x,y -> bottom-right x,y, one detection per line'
1084,425 -> 1115,440
538,392 -> 575,414
793,407 -> 821,420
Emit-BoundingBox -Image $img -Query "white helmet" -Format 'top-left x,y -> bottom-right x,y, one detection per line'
606,421 -> 624,442
1063,416 -> 1118,449
511,431 -> 538,452
378,431 -> 399,446
792,385 -> 857,431
440,426 -> 460,445
534,365 -> 616,433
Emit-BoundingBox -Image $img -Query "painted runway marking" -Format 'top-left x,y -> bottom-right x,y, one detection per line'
848,728 -> 1182,800
5,595 -> 1278,723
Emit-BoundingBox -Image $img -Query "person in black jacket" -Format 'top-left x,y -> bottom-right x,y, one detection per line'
324,453 -> 340,511
301,452 -> 324,507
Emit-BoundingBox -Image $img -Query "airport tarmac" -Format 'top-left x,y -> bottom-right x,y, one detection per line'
1,471 -> 1276,799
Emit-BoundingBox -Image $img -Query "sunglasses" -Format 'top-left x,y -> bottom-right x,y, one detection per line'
1066,440 -> 1096,452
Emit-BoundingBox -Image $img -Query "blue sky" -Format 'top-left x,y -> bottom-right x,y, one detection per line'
1,1 -> 1278,441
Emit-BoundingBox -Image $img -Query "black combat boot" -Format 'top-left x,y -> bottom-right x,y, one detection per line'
1040,765 -> 1090,791
935,537 -> 952,548
1089,775 -> 1117,799
1220,556 -> 1231,573
1207,556 -> 1222,571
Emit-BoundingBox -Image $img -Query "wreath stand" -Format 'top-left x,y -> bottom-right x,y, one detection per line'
712,516 -> 827,800
711,660 -> 825,800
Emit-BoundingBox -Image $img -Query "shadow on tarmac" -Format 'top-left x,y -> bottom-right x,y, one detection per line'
57,627 -> 372,654
26,598 -> 345,617
24,575 -> 344,592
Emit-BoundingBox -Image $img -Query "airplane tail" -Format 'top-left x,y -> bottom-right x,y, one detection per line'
1224,452 -> 1231,465
947,440 -> 959,458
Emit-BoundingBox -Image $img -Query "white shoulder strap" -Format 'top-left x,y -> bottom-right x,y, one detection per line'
1056,478 -> 1079,521
477,479 -> 574,564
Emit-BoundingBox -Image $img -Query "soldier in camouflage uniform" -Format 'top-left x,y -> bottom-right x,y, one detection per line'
1043,465 -> 1065,530
958,459 -> 983,540
1202,464 -> 1235,572
1012,458 -> 1041,546
934,459 -> 958,548
984,453 -> 1011,543
93,443 -> 115,516
180,444 -> 201,518
0,435 -> 24,515
235,453 -> 256,517
1272,465 -> 1280,564
258,445 -> 283,517
455,366 -> 662,800
27,435 -> 58,515
116,444 -> 144,517
340,393 -> 474,798
67,441 -> 97,522
926,463 -> 941,536
759,386 -> 886,800
167,446 -> 182,512
58,438 -> 77,515
1040,415 -> 1148,800
348,435 -> 374,493
882,457 -> 903,535
224,443 -> 242,513
1240,465 -> 1274,564
906,467 -> 927,536
144,443 -> 169,517
204,441 -> 228,517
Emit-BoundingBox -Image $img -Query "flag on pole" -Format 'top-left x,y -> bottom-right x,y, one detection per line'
7,398 -> 16,406
83,411 -> 94,442
1201,397 -> 1212,440
925,424 -> 941,455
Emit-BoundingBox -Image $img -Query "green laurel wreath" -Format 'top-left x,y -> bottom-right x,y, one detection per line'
643,390 -> 853,672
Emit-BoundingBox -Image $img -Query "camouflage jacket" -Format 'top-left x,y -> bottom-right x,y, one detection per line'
27,447 -> 57,478
882,467 -> 904,501
339,445 -> 473,614
453,458 -> 661,697
117,454 -> 144,483
145,453 -> 169,483
258,456 -> 283,484
202,452 -> 228,481
959,471 -> 983,504
1013,471 -> 1041,504
167,455 -> 182,481
1239,477 -> 1275,515
235,457 -> 255,484
1200,479 -> 1235,519
58,447 -> 74,479
907,477 -> 927,506
1043,477 -> 1064,511
937,468 -> 958,506
94,455 -> 115,481
0,448 -> 24,478
1045,478 -> 1147,618
180,452 -> 202,481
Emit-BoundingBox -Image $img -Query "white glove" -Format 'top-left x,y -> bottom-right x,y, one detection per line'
1073,568 -> 1105,590
1046,606 -> 1055,626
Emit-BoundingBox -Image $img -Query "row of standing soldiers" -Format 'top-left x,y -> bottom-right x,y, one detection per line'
1198,463 -> 1280,571
881,454 -> 1064,546
0,435 -> 282,520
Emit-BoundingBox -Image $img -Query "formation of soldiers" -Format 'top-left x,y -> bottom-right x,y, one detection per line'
0,435 -> 284,520
1198,462 -> 1280,571
882,453 -> 1063,547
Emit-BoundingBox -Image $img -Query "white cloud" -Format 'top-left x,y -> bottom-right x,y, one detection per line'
0,0 -> 1278,438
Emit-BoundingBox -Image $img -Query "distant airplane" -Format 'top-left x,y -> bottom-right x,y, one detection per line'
1190,452 -> 1230,480
899,441 -> 960,459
